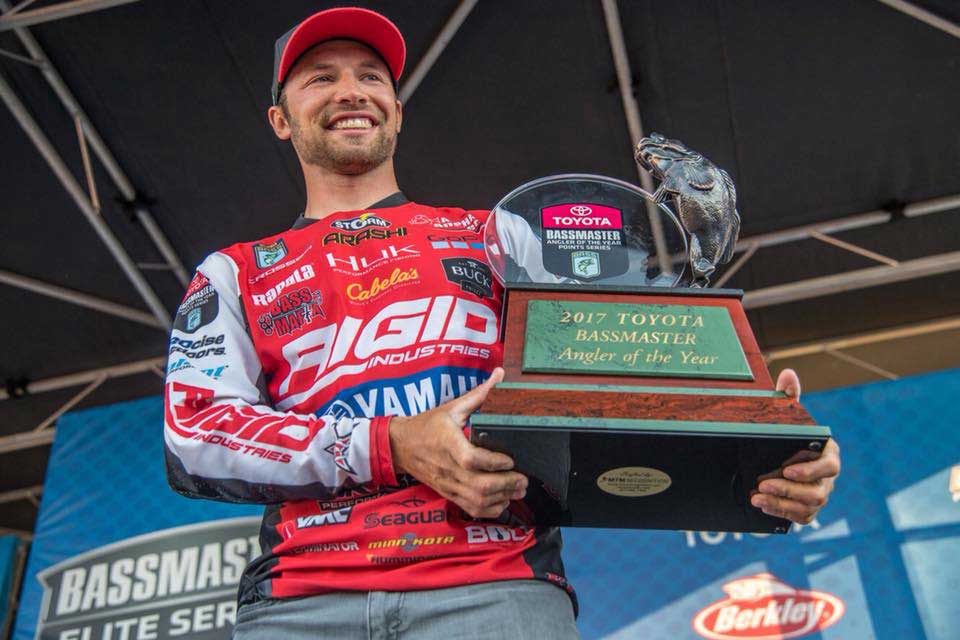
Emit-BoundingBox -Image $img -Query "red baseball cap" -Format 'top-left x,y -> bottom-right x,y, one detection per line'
272,7 -> 406,105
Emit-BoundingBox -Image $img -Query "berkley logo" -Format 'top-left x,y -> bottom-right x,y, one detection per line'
692,573 -> 845,640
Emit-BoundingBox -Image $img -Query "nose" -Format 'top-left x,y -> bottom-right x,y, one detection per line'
332,72 -> 368,104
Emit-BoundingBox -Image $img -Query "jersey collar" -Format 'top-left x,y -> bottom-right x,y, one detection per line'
290,192 -> 410,230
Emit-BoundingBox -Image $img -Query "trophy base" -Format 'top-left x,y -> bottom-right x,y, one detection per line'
471,411 -> 830,533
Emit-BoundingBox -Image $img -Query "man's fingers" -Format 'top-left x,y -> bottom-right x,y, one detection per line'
783,440 -> 841,482
775,368 -> 802,400
758,478 -> 830,508
453,439 -> 515,472
750,493 -> 817,524
448,367 -> 504,422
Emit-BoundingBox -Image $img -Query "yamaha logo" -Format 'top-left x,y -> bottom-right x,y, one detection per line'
569,205 -> 593,216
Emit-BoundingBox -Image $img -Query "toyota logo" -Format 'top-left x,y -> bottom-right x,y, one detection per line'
569,205 -> 593,216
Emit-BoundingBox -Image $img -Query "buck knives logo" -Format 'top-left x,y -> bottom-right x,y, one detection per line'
441,257 -> 493,299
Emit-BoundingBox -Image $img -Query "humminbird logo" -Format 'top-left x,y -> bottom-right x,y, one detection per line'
33,517 -> 260,640
692,573 -> 845,639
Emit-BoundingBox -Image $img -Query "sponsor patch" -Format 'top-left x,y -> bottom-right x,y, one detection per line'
331,213 -> 391,231
442,257 -> 493,299
323,420 -> 358,475
257,288 -> 324,337
433,213 -> 482,232
367,533 -> 454,552
324,244 -> 420,275
363,508 -> 447,529
168,334 -> 225,359
251,265 -> 315,306
249,246 -> 312,284
346,267 -> 419,303
294,506 -> 354,530
174,273 -> 219,334
322,228 -> 407,246
692,573 -> 845,639
253,239 -> 288,269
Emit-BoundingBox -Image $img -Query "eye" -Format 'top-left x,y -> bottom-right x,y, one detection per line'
362,73 -> 384,82
310,74 -> 334,84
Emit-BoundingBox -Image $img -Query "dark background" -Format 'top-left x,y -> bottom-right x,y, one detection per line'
1,0 -> 958,534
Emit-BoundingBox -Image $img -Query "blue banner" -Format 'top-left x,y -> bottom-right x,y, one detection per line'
12,396 -> 261,640
566,367 -> 960,639
13,369 -> 959,639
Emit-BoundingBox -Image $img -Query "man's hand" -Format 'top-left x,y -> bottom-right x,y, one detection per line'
388,368 -> 526,518
751,369 -> 842,525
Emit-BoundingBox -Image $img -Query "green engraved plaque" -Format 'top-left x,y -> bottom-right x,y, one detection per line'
523,299 -> 753,380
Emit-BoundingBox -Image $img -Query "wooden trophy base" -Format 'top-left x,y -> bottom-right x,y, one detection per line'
472,284 -> 831,533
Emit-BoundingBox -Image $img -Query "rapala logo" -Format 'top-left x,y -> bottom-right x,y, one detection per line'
251,265 -> 315,306
692,573 -> 844,640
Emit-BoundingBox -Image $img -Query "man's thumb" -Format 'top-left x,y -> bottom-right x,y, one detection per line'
449,367 -> 504,420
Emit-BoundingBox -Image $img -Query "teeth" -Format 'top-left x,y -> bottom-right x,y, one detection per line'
332,118 -> 373,129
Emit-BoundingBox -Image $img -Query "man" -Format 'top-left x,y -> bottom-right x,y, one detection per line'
163,7 -> 841,639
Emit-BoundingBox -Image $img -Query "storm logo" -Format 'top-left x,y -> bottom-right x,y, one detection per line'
692,573 -> 845,639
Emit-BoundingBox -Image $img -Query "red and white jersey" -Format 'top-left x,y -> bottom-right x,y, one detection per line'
163,197 -> 575,607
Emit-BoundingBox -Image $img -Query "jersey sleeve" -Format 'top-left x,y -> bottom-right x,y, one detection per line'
163,252 -> 397,504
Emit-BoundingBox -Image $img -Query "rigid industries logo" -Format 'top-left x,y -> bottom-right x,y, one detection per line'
692,573 -> 845,639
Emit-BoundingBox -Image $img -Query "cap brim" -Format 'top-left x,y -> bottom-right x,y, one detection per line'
277,7 -> 406,87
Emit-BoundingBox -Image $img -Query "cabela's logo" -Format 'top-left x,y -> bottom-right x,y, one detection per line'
692,573 -> 845,639
253,239 -> 288,269
331,213 -> 391,231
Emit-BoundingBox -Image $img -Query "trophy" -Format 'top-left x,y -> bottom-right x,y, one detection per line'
470,134 -> 831,533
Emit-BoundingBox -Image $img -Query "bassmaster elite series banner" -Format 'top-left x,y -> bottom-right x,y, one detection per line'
12,397 -> 261,640
14,370 -> 960,639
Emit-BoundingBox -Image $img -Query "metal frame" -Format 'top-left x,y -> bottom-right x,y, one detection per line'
601,0 -> 673,277
399,0 -> 478,105
874,0 -> 960,40
0,0 -> 141,31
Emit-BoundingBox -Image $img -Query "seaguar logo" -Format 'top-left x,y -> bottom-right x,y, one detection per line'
692,573 -> 845,640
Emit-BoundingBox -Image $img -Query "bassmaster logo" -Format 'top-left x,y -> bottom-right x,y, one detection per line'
692,573 -> 845,640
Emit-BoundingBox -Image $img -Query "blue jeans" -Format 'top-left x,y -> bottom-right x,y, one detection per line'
233,579 -> 579,639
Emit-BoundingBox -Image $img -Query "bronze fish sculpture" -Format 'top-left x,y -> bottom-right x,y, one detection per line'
635,133 -> 740,287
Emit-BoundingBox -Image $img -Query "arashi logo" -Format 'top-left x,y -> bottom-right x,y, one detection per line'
692,573 -> 845,639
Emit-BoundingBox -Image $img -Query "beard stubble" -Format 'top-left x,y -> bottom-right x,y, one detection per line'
289,109 -> 395,175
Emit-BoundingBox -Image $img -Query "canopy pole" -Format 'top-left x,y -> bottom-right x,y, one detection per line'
743,251 -> 960,309
0,71 -> 172,327
0,0 -> 190,287
601,0 -> 673,277
0,0 -> 141,31
874,0 -> 960,40
399,0 -> 478,105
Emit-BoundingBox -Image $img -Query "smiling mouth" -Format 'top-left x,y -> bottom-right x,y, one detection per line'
329,117 -> 375,130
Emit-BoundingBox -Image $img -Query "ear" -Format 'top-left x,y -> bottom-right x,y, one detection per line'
267,105 -> 292,140
394,99 -> 403,134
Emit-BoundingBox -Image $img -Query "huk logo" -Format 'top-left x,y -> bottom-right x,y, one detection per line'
254,239 -> 288,269
692,573 -> 845,640
571,250 -> 600,278
331,213 -> 391,231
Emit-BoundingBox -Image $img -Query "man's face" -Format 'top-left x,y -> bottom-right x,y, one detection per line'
271,40 -> 402,175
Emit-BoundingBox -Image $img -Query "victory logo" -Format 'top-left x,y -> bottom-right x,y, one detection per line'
692,573 -> 845,639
